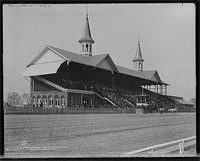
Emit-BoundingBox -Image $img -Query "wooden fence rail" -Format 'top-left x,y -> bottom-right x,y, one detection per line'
123,136 -> 196,157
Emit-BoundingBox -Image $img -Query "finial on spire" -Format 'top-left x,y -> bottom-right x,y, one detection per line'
86,4 -> 88,19
138,32 -> 140,45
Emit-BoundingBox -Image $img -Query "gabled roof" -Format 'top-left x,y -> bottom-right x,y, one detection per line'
133,41 -> 144,62
116,66 -> 166,84
116,65 -> 145,79
142,70 -> 156,79
27,45 -> 118,72
49,46 -> 119,72
142,70 -> 162,83
27,46 -> 69,67
49,46 -> 93,66
24,45 -> 168,85
79,14 -> 95,44
92,54 -> 119,72
89,54 -> 108,66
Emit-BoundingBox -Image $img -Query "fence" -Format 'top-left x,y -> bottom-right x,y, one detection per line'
123,136 -> 196,157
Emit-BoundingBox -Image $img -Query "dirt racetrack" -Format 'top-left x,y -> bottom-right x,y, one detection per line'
4,113 -> 196,157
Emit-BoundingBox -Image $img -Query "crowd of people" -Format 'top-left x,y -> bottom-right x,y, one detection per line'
143,88 -> 182,112
41,74 -> 182,112
42,74 -> 87,90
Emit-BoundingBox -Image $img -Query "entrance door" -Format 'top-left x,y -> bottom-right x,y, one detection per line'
83,98 -> 90,107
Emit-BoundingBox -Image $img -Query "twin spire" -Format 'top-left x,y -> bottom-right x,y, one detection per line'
133,36 -> 144,71
79,7 -> 95,56
78,7 -> 144,71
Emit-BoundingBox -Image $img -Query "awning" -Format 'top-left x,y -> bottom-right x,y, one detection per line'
22,61 -> 65,77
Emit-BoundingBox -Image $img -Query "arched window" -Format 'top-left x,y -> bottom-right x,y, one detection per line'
54,95 -> 61,107
49,96 -> 54,106
32,97 -> 36,107
37,96 -> 41,107
42,96 -> 47,105
86,44 -> 88,51
61,97 -> 65,107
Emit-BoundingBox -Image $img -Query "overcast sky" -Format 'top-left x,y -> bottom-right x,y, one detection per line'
3,3 -> 195,101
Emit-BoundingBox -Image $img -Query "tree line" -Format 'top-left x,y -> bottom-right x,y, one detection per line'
4,92 -> 31,106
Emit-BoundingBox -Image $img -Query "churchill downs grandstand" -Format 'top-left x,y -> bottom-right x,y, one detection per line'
19,13 -> 194,114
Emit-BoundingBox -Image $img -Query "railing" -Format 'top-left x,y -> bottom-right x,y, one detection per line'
95,92 -> 117,107
125,99 -> 135,107
123,136 -> 196,157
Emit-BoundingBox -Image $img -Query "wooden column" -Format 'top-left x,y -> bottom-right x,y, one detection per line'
111,71 -> 114,91
81,93 -> 83,108
65,92 -> 68,107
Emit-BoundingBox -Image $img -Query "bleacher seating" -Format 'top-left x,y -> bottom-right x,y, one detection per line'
40,74 -> 182,112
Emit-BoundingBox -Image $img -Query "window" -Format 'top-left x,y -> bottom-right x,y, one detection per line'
43,99 -> 47,104
61,98 -> 65,106
55,99 -> 60,106
33,98 -> 36,105
86,44 -> 88,51
49,97 -> 53,106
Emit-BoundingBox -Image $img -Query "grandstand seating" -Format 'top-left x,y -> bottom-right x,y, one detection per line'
40,74 -> 182,112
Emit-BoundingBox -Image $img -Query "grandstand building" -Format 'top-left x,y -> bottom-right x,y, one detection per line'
22,11 -> 172,113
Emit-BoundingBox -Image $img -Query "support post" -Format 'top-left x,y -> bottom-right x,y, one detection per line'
81,93 -> 83,108
156,83 -> 158,94
148,149 -> 153,156
111,71 -> 114,91
179,140 -> 184,154
65,92 -> 68,107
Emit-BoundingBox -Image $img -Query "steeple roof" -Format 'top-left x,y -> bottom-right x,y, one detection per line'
133,41 -> 144,62
79,14 -> 95,44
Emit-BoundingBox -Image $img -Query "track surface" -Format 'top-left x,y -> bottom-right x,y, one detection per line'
4,113 -> 196,156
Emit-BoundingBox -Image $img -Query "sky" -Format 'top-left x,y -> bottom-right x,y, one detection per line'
3,3 -> 195,101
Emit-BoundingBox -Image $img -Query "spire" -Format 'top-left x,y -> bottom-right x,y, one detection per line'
133,39 -> 144,62
133,36 -> 144,71
79,8 -> 95,44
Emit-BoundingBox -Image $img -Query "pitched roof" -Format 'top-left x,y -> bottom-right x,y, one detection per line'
142,70 -> 157,80
89,54 -> 109,66
116,66 -> 166,84
25,45 -> 168,85
176,99 -> 194,105
79,14 -> 95,44
133,41 -> 144,62
23,60 -> 65,77
49,46 -> 93,66
116,65 -> 145,79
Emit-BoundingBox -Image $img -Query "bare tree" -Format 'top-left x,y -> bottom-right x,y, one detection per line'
7,92 -> 22,106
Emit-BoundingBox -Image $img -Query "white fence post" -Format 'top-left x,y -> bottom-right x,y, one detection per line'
148,149 -> 153,156
179,140 -> 184,154
123,136 -> 195,156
